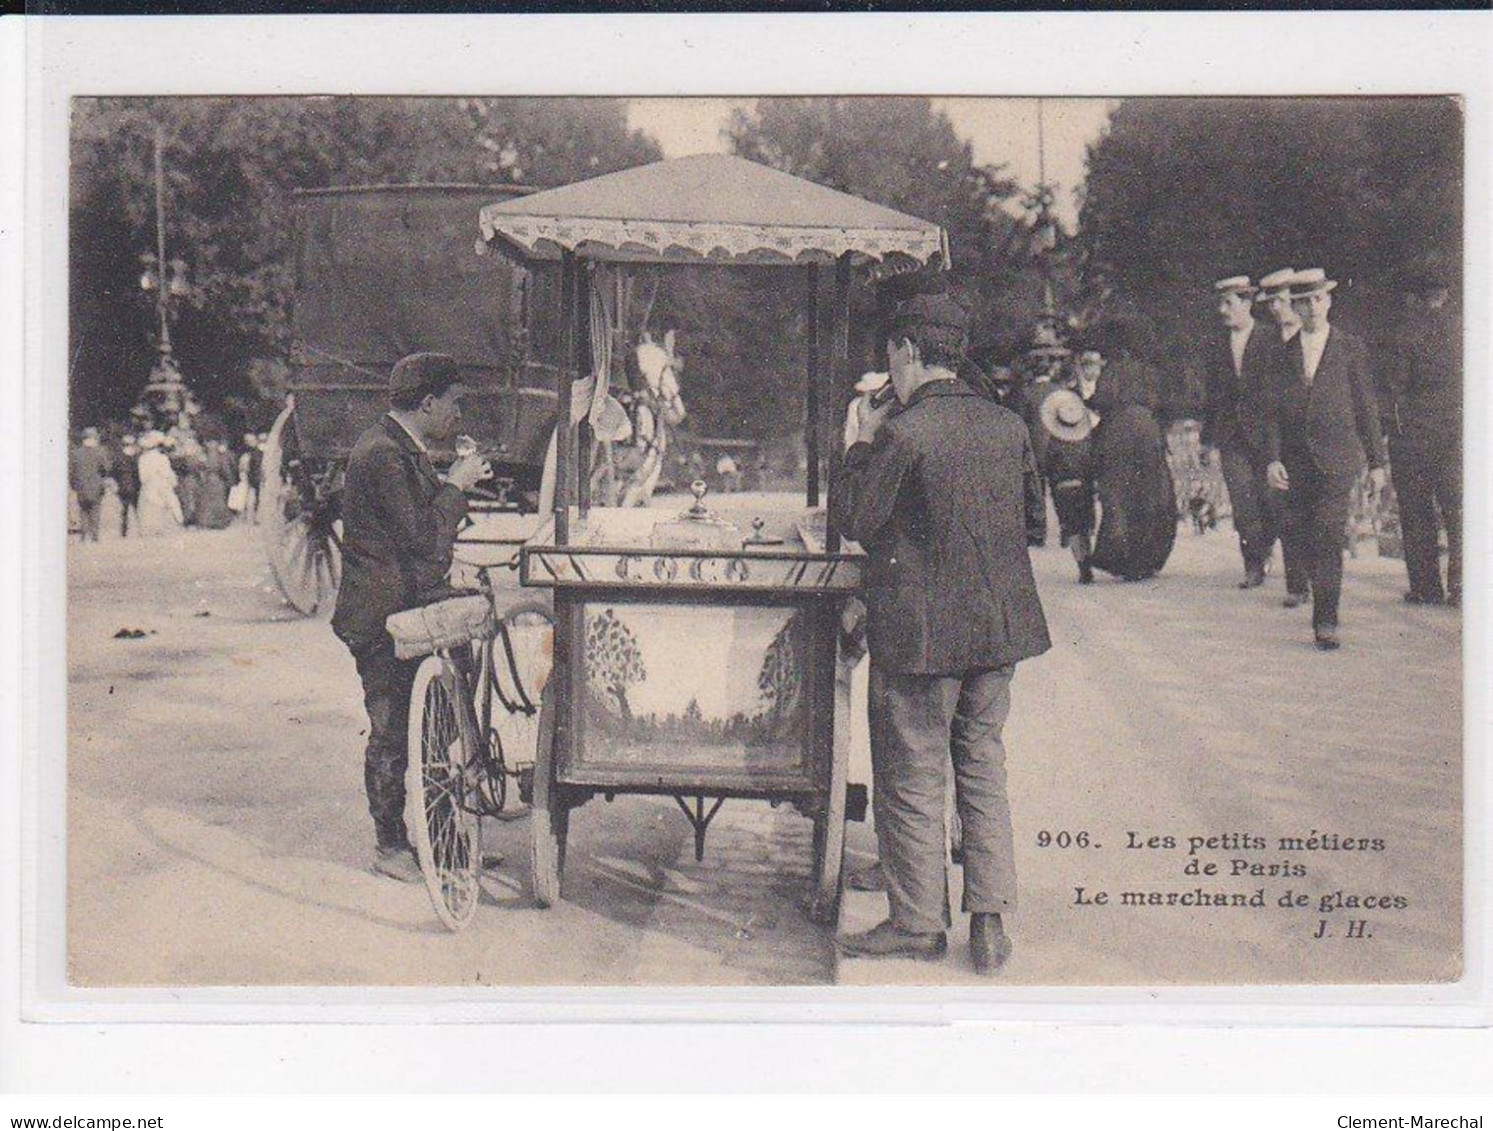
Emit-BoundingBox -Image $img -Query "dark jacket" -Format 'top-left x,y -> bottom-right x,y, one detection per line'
1386,304 -> 1460,450
1203,321 -> 1277,459
331,415 -> 469,650
832,379 -> 1051,676
70,444 -> 109,504
1267,325 -> 1387,475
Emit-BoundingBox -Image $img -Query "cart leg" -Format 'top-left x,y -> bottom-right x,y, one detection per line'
672,794 -> 726,863
809,648 -> 853,927
529,684 -> 567,908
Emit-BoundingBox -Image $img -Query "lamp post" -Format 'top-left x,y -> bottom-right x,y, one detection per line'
136,123 -> 192,425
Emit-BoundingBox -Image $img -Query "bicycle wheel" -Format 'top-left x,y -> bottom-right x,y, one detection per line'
406,655 -> 482,931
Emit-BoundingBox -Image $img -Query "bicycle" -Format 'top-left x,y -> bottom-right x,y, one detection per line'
394,565 -> 554,931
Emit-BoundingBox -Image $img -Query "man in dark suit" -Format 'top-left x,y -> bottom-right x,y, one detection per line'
1255,267 -> 1312,605
1203,275 -> 1279,588
832,295 -> 1051,974
69,427 -> 109,543
1264,270 -> 1388,650
1385,274 -> 1460,607
331,353 -> 490,881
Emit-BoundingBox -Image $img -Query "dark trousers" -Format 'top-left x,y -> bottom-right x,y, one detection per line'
1392,434 -> 1461,602
120,497 -> 138,538
349,636 -> 421,850
868,663 -> 1017,934
1051,478 -> 1095,545
77,498 -> 101,542
1281,454 -> 1357,629
1219,446 -> 1274,571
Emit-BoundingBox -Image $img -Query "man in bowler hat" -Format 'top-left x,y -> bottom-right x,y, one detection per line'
832,295 -> 1051,974
1264,270 -> 1388,650
331,352 -> 490,881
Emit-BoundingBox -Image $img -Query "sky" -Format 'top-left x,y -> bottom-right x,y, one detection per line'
625,97 -> 1116,231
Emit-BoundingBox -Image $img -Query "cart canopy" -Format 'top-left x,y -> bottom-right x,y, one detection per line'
478,153 -> 949,270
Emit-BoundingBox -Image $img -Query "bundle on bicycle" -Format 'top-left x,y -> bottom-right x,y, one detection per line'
469,154 -> 952,930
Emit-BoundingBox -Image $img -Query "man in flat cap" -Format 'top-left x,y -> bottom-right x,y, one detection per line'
1264,271 -> 1388,650
832,294 -> 1051,974
1255,267 -> 1312,606
1203,275 -> 1281,589
331,352 -> 491,881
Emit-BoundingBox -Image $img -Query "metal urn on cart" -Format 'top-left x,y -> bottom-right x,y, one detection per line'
476,154 -> 951,926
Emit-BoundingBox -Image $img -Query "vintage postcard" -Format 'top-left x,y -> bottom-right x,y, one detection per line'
51,89 -> 1467,992
14,14 -> 1485,1029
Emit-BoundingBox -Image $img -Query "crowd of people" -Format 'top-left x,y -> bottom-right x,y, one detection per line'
68,419 -> 268,541
960,264 -> 1460,651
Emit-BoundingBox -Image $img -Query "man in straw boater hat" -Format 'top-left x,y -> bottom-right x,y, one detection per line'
331,352 -> 491,882
1255,266 -> 1312,606
1263,269 -> 1388,650
1038,385 -> 1098,583
832,295 -> 1050,974
1203,275 -> 1280,589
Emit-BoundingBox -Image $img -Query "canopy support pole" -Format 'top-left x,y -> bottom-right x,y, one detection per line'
555,251 -> 576,546
576,262 -> 593,521
804,265 -> 821,508
825,255 -> 851,554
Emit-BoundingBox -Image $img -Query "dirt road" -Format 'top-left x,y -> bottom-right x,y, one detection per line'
66,505 -> 1461,987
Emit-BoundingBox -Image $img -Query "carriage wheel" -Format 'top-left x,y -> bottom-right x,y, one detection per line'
406,656 -> 482,931
262,405 -> 341,616
808,648 -> 853,926
529,685 -> 567,908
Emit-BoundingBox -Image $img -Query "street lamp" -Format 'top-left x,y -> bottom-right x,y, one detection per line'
135,123 -> 192,424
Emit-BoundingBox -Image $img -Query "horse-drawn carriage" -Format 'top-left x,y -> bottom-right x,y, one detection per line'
260,183 -> 564,614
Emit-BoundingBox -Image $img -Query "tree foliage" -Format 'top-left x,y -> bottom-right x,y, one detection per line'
69,97 -> 660,427
1076,97 -> 1463,415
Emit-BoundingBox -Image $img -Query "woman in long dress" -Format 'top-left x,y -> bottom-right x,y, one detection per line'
195,440 -> 235,529
1086,335 -> 1178,581
136,432 -> 183,536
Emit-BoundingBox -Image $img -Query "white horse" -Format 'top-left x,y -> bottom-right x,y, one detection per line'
542,329 -> 688,515
618,330 -> 687,508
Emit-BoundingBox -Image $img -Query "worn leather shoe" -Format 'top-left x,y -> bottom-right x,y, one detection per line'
1239,564 -> 1267,590
970,913 -> 1012,975
1283,590 -> 1309,609
1314,625 -> 1341,651
837,920 -> 947,962
372,845 -> 423,884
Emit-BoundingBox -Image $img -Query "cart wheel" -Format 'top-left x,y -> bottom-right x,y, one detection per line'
809,647 -> 854,927
487,600 -> 555,802
529,684 -> 568,908
262,405 -> 341,616
407,655 -> 482,931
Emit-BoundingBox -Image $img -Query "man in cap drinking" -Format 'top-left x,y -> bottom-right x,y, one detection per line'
1264,270 -> 1388,650
331,352 -> 491,881
832,295 -> 1050,974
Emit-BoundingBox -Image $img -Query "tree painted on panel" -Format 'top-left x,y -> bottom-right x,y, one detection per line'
584,608 -> 646,724
755,613 -> 804,734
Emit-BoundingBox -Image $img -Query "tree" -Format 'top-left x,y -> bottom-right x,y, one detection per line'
68,97 -> 660,428
1077,97 -> 1463,415
727,98 -> 1034,363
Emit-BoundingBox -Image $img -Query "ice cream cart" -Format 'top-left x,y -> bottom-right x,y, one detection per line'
478,155 -> 950,924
